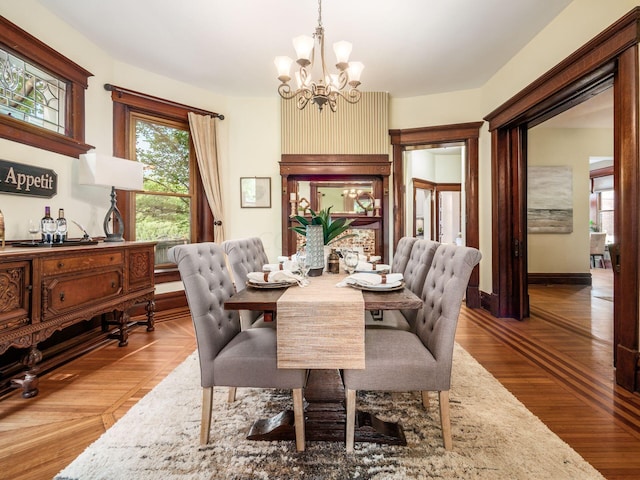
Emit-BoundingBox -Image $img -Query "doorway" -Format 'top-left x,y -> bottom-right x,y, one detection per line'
485,10 -> 639,391
526,88 -> 614,358
390,122 -> 483,307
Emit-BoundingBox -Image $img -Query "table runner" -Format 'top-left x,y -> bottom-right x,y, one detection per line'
276,273 -> 365,369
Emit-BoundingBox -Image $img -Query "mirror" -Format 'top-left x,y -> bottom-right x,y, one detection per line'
296,180 -> 375,214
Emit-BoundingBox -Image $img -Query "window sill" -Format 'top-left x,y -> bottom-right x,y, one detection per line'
0,115 -> 94,158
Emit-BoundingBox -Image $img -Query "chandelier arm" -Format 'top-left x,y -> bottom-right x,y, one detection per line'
334,88 -> 362,105
278,83 -> 302,100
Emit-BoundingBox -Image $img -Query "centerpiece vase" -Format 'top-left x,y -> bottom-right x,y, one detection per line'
306,224 -> 325,276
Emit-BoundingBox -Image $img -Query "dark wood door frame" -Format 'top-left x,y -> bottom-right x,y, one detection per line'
390,122 -> 483,308
484,8 -> 640,391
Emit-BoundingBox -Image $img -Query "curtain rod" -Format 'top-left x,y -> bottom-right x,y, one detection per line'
104,83 -> 225,120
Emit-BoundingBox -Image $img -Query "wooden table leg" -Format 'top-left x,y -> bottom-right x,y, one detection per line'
246,369 -> 406,445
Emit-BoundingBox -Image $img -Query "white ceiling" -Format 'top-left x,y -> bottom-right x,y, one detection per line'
37,0 -> 573,98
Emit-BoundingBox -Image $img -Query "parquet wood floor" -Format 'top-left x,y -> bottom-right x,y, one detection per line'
1,268 -> 639,480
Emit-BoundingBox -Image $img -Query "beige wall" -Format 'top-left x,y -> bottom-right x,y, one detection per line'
527,127 -> 613,273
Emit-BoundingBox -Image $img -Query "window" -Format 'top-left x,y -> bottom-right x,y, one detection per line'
0,16 -> 92,157
110,85 -> 221,280
131,114 -> 194,266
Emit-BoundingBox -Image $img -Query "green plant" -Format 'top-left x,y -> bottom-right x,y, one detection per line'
290,206 -> 356,245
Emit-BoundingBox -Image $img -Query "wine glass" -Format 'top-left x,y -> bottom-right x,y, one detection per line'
28,220 -> 40,244
344,249 -> 359,275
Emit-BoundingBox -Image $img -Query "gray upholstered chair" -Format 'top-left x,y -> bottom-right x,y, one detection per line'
222,237 -> 270,290
366,239 -> 439,331
390,236 -> 418,274
222,237 -> 271,328
344,243 -> 482,452
168,242 -> 307,451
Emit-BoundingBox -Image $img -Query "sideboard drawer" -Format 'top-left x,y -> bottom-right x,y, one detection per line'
43,269 -> 122,319
42,251 -> 123,275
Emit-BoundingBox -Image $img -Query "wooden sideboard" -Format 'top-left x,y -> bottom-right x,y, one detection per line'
0,241 -> 155,398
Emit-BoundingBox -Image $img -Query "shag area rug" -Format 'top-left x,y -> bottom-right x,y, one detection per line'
55,344 -> 604,480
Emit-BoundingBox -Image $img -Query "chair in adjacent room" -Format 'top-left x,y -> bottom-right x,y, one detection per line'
168,242 -> 307,451
589,231 -> 607,268
344,243 -> 482,453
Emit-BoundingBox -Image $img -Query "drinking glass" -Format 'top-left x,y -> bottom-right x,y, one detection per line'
296,248 -> 311,278
28,220 -> 40,244
344,249 -> 359,275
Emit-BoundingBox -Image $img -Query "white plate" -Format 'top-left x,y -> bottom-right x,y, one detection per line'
246,280 -> 296,289
349,281 -> 404,292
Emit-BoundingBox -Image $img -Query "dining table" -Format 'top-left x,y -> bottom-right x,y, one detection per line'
224,270 -> 423,446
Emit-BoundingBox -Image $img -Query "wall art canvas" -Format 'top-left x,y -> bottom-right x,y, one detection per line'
527,165 -> 573,233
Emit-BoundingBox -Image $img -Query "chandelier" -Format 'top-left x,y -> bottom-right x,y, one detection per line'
274,0 -> 364,112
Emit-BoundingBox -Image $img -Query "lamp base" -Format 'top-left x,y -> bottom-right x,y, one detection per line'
104,233 -> 124,242
103,186 -> 126,242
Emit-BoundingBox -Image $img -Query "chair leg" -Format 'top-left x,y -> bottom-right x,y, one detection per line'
345,389 -> 356,453
421,390 -> 430,408
439,390 -> 452,450
292,388 -> 306,452
227,387 -> 237,403
201,387 -> 214,445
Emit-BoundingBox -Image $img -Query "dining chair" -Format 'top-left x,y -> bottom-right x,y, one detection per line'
366,239 -> 439,331
168,242 -> 307,451
391,236 -> 418,274
589,232 -> 607,268
222,237 -> 271,328
344,243 -> 482,453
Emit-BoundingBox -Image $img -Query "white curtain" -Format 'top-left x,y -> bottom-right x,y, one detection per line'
187,112 -> 225,242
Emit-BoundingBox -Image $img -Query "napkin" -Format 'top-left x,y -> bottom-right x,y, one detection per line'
247,270 -> 307,286
277,254 -> 297,263
358,253 -> 381,263
337,272 -> 403,288
263,260 -> 298,272
355,262 -> 391,273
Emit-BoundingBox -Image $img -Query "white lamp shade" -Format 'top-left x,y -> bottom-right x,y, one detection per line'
274,56 -> 293,78
292,35 -> 314,61
79,153 -> 143,191
333,41 -> 352,64
347,61 -> 364,83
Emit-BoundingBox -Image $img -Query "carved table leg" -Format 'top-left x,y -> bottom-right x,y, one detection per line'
10,345 -> 43,398
144,299 -> 155,332
116,310 -> 129,347
107,309 -> 129,347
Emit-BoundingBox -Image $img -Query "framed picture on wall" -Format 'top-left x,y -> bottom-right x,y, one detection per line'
240,177 -> 271,208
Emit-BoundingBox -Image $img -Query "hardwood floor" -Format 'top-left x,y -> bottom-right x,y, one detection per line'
1,269 -> 639,480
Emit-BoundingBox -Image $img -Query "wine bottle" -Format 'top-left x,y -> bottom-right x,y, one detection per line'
56,208 -> 67,243
40,206 -> 55,243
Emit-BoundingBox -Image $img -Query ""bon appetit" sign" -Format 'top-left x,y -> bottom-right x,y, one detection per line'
0,159 -> 57,198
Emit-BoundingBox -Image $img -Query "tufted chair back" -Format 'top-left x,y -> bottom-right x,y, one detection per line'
168,242 -> 241,387
415,243 -> 482,389
400,239 -> 440,330
391,237 -> 418,274
222,237 -> 270,291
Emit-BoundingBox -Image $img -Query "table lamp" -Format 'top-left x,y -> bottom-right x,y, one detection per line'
78,152 -> 143,242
